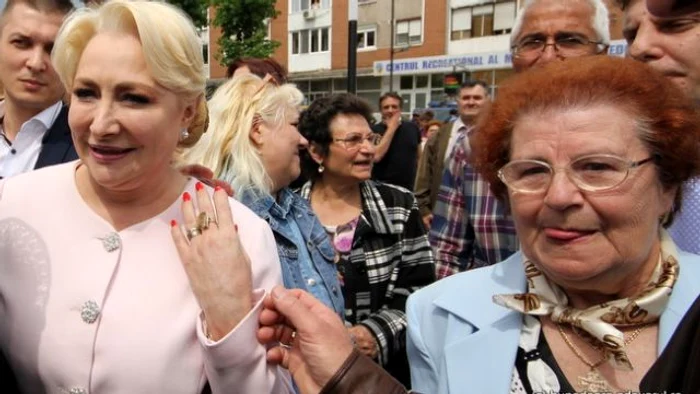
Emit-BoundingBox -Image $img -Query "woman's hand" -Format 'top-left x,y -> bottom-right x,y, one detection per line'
348,325 -> 378,359
171,182 -> 253,341
258,286 -> 354,394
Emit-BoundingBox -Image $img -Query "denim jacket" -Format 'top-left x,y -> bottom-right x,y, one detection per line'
241,188 -> 344,316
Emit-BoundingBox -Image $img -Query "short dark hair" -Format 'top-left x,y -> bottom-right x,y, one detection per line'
298,93 -> 375,181
419,109 -> 434,122
226,57 -> 288,83
460,80 -> 489,94
2,0 -> 73,17
378,92 -> 403,108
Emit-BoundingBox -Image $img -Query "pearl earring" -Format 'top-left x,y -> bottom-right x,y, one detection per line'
180,128 -> 190,141
318,164 -> 325,173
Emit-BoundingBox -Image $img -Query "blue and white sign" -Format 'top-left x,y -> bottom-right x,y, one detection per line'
373,39 -> 628,76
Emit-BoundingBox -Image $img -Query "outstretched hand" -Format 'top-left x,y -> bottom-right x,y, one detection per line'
257,286 -> 354,394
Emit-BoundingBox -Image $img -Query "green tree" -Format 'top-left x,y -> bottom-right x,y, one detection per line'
209,0 -> 280,66
166,0 -> 208,28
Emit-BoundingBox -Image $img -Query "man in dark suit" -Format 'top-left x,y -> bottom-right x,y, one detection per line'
0,0 -> 74,390
413,81 -> 488,230
0,0 -> 76,180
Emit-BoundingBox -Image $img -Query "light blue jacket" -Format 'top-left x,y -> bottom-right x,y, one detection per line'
407,251 -> 700,394
241,188 -> 344,316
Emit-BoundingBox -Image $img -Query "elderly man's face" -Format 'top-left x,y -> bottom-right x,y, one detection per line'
511,0 -> 602,72
624,0 -> 700,104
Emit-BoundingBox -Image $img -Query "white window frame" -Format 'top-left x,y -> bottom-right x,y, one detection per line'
291,0 -> 330,13
451,7 -> 472,41
291,27 -> 330,55
396,18 -> 422,47
357,26 -> 377,51
493,1 -> 516,35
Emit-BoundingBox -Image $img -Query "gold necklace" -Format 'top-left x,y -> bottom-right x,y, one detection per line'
557,324 -> 642,392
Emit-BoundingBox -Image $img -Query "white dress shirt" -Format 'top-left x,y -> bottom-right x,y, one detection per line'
0,100 -> 63,179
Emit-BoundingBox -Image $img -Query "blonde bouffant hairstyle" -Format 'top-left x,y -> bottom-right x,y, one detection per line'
185,73 -> 304,197
51,0 -> 207,147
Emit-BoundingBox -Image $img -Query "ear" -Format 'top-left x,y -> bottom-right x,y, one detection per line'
660,184 -> 679,217
308,142 -> 325,165
180,96 -> 200,129
249,120 -> 264,148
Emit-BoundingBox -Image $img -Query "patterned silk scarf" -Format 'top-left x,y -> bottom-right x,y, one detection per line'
494,230 -> 679,371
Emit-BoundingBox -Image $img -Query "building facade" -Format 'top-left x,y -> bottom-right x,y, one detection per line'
207,0 -> 626,113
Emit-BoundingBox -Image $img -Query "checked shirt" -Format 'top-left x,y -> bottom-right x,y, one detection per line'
430,132 -> 519,279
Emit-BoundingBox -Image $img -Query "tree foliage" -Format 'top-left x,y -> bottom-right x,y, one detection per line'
209,0 -> 280,66
166,0 -> 208,28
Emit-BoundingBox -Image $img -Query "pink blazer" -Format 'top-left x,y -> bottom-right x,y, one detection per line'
0,162 -> 293,393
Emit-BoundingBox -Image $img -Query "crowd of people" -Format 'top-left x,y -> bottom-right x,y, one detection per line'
0,0 -> 699,393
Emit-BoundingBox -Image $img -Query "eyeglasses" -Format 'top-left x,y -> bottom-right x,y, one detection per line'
497,154 -> 656,194
511,35 -> 607,59
333,133 -> 381,151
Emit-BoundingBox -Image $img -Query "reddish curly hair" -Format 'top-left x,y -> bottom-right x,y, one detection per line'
471,56 -> 700,224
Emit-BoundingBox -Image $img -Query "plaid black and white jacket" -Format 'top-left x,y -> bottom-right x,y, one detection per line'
300,180 -> 435,385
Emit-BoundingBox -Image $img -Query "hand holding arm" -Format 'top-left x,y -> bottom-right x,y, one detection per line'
348,325 -> 378,359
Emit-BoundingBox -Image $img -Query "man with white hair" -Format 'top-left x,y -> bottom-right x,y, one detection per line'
620,0 -> 700,254
430,0 -> 611,279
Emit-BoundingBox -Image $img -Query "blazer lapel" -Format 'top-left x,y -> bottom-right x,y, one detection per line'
659,251 -> 700,352
34,105 -> 77,170
433,254 -> 526,393
436,122 -> 452,164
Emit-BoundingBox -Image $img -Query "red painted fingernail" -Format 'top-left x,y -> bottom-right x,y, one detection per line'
195,182 -> 204,191
183,192 -> 191,202
234,224 -> 238,232
215,186 -> 223,192
170,220 -> 177,227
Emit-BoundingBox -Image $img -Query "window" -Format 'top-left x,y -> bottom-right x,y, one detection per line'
493,1 -> 516,35
451,1 -> 514,40
451,7 -> 472,40
472,5 -> 494,37
291,27 -> 330,54
292,0 -> 330,12
357,27 -> 376,50
396,19 -> 421,47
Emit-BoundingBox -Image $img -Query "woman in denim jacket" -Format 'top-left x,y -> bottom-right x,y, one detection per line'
185,74 -> 344,316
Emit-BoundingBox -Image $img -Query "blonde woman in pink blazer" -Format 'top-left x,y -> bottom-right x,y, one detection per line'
0,1 -> 293,393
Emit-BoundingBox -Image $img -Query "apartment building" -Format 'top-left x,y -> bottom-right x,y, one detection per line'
207,0 -> 627,113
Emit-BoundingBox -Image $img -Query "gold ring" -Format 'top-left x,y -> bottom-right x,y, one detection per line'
196,212 -> 213,231
186,227 -> 202,241
279,330 -> 296,349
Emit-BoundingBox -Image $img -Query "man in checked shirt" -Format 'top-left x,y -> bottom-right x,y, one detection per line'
430,0 -> 612,279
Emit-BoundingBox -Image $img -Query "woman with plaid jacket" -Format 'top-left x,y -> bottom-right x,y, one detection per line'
297,93 -> 435,388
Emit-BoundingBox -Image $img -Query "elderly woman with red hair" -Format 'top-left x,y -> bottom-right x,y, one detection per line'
255,55 -> 700,394
405,55 -> 700,393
